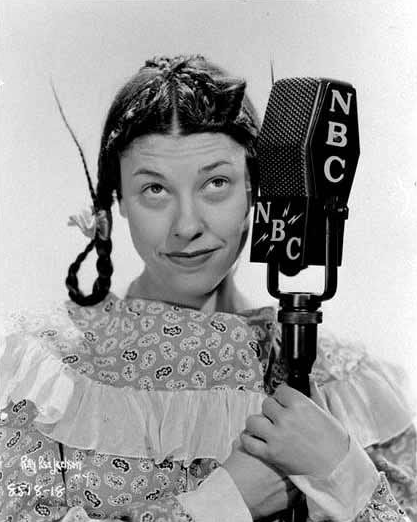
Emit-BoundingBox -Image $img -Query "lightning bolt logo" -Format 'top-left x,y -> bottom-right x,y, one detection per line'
282,203 -> 290,217
266,245 -> 275,257
287,213 -> 303,226
254,233 -> 269,246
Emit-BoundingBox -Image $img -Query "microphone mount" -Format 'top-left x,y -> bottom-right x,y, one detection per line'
266,198 -> 348,395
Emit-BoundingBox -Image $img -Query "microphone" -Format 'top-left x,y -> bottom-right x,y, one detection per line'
250,77 -> 359,277
251,78 -> 360,522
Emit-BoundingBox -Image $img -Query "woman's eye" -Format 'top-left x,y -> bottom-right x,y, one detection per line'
143,184 -> 166,196
206,177 -> 229,190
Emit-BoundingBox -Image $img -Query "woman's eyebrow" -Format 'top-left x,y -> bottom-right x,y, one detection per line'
132,168 -> 165,178
200,160 -> 233,173
132,161 -> 233,178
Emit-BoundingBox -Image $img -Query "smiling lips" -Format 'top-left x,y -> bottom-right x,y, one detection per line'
165,248 -> 219,268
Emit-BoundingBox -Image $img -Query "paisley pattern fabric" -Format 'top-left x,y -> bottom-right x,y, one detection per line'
0,293 -> 416,522
60,294 -> 274,392
358,474 -> 410,522
365,426 -> 417,521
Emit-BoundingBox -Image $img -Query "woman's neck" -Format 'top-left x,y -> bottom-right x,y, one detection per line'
125,272 -> 250,314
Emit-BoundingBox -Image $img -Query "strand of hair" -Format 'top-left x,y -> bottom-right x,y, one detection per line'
50,80 -> 99,210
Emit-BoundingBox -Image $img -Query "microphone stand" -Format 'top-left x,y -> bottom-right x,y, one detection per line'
266,199 -> 348,522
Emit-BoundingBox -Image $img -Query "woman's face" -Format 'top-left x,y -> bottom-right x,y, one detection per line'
119,132 -> 250,307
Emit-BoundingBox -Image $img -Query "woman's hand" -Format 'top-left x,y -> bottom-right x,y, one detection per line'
240,383 -> 349,478
223,440 -> 300,520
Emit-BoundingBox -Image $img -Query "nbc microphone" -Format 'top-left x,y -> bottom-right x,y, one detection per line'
250,78 -> 360,396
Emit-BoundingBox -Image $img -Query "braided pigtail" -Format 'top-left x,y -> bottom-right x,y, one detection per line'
52,84 -> 114,306
66,233 -> 113,307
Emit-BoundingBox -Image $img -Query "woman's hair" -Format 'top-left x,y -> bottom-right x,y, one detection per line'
65,54 -> 260,306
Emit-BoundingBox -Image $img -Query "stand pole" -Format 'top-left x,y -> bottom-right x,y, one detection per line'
278,295 -> 322,522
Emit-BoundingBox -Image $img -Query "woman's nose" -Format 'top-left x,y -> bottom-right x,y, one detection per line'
171,199 -> 204,240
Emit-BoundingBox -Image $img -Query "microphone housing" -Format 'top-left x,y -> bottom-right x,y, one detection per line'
250,78 -> 359,276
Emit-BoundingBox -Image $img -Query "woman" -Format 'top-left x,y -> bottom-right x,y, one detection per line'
0,55 -> 415,522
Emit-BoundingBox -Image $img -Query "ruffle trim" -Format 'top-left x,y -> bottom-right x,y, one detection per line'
0,328 -> 265,466
313,355 -> 417,448
38,386 -> 264,467
1,308 -> 416,464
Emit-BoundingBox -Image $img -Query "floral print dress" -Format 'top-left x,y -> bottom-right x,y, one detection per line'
0,293 -> 416,522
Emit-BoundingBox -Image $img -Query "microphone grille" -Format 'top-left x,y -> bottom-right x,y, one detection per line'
257,77 -> 320,197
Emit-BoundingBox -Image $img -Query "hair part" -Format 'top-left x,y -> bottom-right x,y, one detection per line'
97,55 -> 260,207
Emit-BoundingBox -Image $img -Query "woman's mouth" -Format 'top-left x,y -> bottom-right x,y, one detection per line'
164,249 -> 219,268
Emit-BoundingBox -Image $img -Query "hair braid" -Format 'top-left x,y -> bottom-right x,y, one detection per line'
66,236 -> 113,306
52,84 -> 114,306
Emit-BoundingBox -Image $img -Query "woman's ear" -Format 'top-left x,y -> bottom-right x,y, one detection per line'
119,198 -> 128,218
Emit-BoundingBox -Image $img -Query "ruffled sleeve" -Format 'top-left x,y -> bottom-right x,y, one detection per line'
311,332 -> 416,521
266,326 -> 417,522
311,331 -> 416,447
